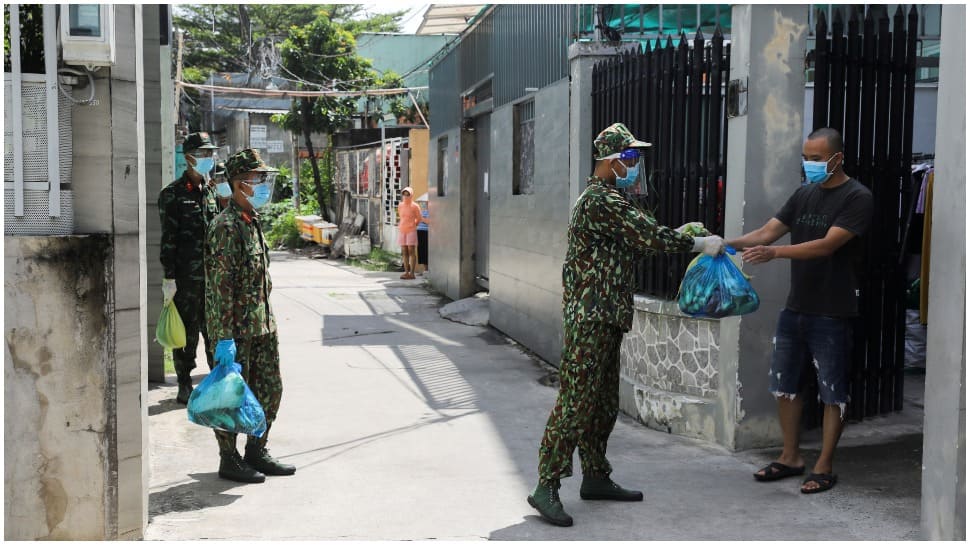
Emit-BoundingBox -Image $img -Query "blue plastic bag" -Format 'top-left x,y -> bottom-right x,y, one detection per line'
187,361 -> 267,437
677,247 -> 760,318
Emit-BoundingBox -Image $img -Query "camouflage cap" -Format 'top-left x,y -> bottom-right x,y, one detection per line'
225,148 -> 276,180
593,122 -> 651,160
182,132 -> 219,154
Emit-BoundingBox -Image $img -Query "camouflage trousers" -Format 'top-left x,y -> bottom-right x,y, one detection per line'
172,286 -> 213,385
538,320 -> 624,483
207,332 -> 283,454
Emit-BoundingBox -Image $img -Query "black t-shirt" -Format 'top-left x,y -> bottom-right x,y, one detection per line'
774,178 -> 874,317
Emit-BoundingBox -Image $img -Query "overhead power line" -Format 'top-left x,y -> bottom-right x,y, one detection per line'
176,80 -> 428,98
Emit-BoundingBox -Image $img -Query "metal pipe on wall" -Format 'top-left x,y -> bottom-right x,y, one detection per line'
10,4 -> 25,217
43,4 -> 60,217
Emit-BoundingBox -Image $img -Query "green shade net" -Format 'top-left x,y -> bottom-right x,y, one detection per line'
577,4 -> 732,38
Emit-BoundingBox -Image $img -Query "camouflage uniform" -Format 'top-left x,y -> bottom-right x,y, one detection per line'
537,123 -> 698,483
158,133 -> 221,386
204,149 -> 282,454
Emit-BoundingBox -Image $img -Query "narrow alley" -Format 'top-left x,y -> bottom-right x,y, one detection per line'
145,253 -> 923,540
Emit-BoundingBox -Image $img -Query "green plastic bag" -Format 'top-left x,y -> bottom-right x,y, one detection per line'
156,299 -> 186,349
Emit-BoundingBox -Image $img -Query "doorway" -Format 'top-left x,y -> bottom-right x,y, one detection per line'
474,114 -> 490,289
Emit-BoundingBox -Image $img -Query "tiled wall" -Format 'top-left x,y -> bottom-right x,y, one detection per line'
621,301 -> 721,399
618,295 -> 724,442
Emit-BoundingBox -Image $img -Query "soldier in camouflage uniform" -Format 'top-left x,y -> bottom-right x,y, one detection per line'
212,160 -> 232,209
528,123 -> 726,527
158,132 -> 221,404
204,148 -> 296,483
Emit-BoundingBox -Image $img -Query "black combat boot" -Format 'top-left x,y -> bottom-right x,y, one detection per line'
244,444 -> 296,476
176,381 -> 193,405
579,474 -> 643,501
527,480 -> 573,527
218,451 -> 265,483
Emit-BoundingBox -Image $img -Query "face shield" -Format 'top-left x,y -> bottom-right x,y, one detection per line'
237,171 -> 279,209
604,148 -> 646,193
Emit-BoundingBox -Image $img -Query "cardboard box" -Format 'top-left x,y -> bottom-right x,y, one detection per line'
294,215 -> 323,241
312,221 -> 338,246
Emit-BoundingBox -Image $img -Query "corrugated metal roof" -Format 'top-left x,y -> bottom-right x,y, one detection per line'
415,4 -> 487,34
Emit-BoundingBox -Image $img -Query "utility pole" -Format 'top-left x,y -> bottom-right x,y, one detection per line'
291,133 -> 299,209
174,29 -> 184,131
210,71 -> 215,132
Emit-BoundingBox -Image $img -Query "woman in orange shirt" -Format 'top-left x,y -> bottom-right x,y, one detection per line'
397,186 -> 422,279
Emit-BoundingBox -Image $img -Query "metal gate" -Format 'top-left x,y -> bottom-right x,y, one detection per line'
591,28 -> 731,300
808,6 -> 919,421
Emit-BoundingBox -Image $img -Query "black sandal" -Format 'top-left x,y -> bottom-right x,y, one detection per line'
801,472 -> 838,493
754,462 -> 806,482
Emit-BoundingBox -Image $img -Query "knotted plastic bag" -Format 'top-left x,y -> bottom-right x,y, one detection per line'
187,361 -> 267,437
155,299 -> 187,349
677,247 -> 760,318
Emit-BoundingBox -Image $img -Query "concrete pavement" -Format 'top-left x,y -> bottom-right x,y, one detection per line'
146,252 -> 922,540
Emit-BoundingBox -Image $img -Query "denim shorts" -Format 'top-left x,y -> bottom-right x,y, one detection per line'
769,309 -> 852,409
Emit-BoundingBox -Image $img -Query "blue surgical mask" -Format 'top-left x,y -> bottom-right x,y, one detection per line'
245,183 -> 273,209
802,153 -> 839,184
215,181 -> 232,198
194,157 -> 215,175
612,160 -> 641,189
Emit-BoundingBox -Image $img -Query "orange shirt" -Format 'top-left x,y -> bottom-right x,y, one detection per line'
398,201 -> 422,234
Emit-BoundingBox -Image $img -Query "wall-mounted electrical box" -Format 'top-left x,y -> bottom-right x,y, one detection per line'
60,4 -> 115,69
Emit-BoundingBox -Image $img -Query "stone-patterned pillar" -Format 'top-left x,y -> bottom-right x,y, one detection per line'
619,298 -> 725,444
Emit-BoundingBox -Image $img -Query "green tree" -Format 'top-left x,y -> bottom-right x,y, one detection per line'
173,4 -> 406,216
4,5 -> 45,74
173,5 -> 317,127
274,9 -> 396,221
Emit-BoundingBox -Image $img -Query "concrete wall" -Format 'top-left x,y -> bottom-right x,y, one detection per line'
4,4 -> 152,538
920,4 -> 966,540
4,237 -> 113,539
427,127 -> 477,300
720,5 -> 809,450
146,5 -> 169,383
488,80 -> 571,365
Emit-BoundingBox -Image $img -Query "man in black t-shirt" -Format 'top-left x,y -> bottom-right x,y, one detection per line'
727,128 -> 873,494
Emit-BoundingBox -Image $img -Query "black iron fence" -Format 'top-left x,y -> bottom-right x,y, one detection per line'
809,6 -> 919,422
591,28 -> 731,300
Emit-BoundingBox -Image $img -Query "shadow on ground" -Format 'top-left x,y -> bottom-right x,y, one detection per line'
147,373 -> 212,416
149,473 -> 244,521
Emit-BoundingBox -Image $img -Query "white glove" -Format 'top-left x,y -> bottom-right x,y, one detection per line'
692,235 -> 726,256
162,279 -> 177,303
